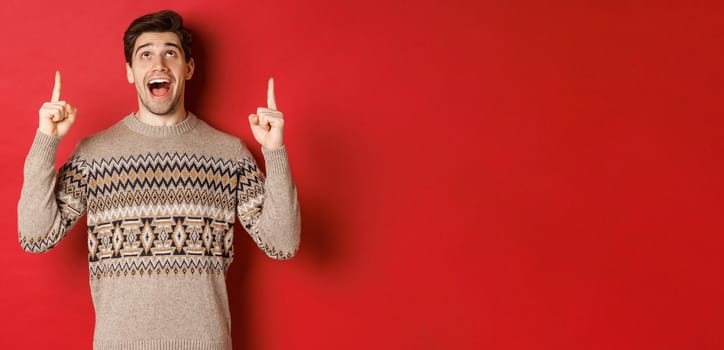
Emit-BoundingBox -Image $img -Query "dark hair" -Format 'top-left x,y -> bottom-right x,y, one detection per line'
123,10 -> 192,65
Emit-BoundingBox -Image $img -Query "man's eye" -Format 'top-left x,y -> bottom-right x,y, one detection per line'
166,51 -> 177,57
141,52 -> 150,59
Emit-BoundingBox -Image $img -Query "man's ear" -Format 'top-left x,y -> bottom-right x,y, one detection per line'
186,58 -> 195,80
126,63 -> 134,84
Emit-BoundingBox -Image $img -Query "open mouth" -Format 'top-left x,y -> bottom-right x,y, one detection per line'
147,78 -> 171,98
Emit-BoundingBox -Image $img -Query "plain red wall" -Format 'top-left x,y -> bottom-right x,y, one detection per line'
2,0 -> 724,349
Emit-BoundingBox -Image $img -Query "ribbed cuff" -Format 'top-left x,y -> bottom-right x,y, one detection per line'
27,130 -> 61,164
94,339 -> 230,350
261,145 -> 290,177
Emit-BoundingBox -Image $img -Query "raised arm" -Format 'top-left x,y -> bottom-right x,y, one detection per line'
239,78 -> 301,259
17,71 -> 86,253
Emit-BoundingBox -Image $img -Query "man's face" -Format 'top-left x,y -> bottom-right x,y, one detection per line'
126,32 -> 194,116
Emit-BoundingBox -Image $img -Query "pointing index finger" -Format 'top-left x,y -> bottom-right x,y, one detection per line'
51,71 -> 61,102
267,77 -> 277,110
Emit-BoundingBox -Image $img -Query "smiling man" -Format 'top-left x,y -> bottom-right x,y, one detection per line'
17,10 -> 300,350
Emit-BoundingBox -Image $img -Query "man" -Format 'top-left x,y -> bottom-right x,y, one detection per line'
17,10 -> 300,350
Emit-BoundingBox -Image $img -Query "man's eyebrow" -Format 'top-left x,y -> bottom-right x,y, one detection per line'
134,42 -> 181,55
134,43 -> 152,55
164,42 -> 181,50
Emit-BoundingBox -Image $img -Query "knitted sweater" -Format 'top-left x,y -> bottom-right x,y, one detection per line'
17,113 -> 301,350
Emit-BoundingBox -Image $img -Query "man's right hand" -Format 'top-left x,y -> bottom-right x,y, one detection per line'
38,71 -> 77,138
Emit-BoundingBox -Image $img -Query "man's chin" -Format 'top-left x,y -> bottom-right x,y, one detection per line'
149,107 -> 175,116
143,99 -> 178,116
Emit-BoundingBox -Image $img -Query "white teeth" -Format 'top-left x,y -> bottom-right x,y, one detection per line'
149,79 -> 170,84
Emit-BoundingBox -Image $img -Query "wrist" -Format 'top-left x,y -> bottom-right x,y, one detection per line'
28,130 -> 62,164
37,128 -> 57,138
262,143 -> 284,151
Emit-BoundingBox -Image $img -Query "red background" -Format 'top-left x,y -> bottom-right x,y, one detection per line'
1,0 -> 723,349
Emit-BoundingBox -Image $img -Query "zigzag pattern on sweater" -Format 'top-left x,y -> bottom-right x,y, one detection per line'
86,152 -> 259,196
88,201 -> 235,226
79,152 -> 273,277
19,155 -> 88,253
89,254 -> 231,279
22,150 -> 294,269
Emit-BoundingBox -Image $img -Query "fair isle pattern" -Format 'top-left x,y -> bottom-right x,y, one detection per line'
81,152 -> 269,278
17,118 -> 300,350
237,155 -> 296,260
85,153 -> 241,226
87,216 -> 235,279
19,155 -> 88,253
89,253 -> 231,279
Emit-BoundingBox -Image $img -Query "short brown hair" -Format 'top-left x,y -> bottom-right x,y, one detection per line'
123,10 -> 192,65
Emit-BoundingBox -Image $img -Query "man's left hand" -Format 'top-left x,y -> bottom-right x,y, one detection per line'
248,78 -> 284,150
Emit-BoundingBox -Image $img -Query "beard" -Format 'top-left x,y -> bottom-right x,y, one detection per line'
140,92 -> 182,116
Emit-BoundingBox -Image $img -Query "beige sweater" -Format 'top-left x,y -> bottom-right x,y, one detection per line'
17,113 -> 300,350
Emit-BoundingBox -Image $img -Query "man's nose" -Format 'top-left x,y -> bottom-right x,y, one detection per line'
151,56 -> 169,72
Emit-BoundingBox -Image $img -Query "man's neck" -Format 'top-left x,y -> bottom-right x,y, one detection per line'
134,108 -> 188,126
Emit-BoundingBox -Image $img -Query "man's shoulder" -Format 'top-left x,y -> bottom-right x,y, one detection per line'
74,116 -> 129,152
193,118 -> 252,153
194,119 -> 241,142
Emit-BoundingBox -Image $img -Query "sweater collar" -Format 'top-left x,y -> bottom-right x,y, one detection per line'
123,112 -> 199,137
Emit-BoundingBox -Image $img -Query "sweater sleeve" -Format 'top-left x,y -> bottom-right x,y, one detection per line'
235,142 -> 301,259
17,131 -> 89,253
